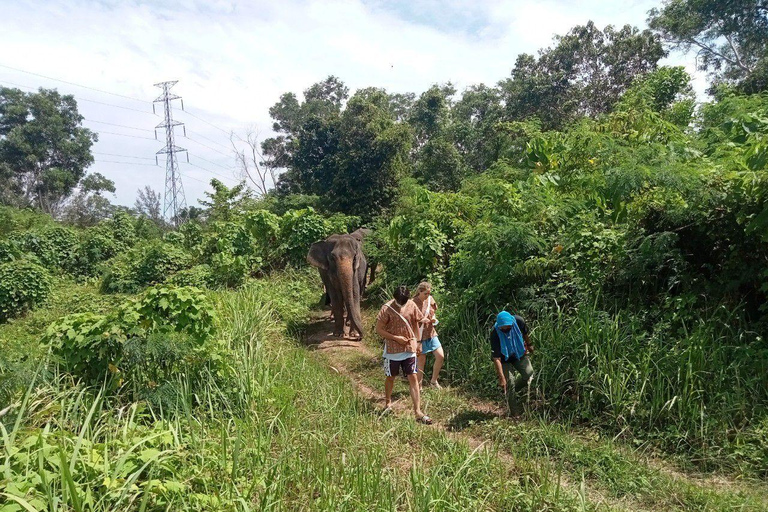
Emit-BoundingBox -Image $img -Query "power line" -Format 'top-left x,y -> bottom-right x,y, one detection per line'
93,152 -> 155,160
193,153 -> 235,171
184,134 -> 232,157
183,126 -> 233,152
96,130 -> 156,141
186,161 -> 241,184
94,159 -> 158,167
0,79 -> 157,115
177,107 -> 250,145
0,62 -> 149,104
84,118 -> 154,132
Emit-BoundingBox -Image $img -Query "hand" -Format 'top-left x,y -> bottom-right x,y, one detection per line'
419,317 -> 431,325
498,375 -> 507,394
393,335 -> 409,345
416,342 -> 422,356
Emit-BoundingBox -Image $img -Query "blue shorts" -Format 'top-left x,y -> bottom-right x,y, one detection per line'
420,337 -> 442,354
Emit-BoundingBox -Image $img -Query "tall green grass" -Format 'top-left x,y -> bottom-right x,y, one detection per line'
1,272 -> 598,511
439,300 -> 768,476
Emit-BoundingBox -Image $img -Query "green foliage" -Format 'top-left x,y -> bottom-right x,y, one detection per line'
45,284 -> 216,388
101,241 -> 192,293
0,87 -> 97,212
648,0 -> 768,92
0,259 -> 52,321
18,225 -> 79,270
279,207 -> 334,266
167,264 -> 214,288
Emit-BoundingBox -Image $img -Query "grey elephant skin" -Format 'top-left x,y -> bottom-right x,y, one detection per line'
307,233 -> 367,339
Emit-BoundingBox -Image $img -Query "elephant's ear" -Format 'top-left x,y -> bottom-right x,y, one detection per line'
307,241 -> 334,270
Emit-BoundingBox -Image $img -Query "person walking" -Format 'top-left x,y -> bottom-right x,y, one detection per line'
412,281 -> 444,390
490,311 -> 534,417
376,285 -> 433,424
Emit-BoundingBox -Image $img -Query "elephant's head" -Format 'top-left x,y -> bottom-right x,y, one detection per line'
307,234 -> 365,338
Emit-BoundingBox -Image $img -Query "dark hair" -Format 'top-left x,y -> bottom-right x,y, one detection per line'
393,285 -> 410,305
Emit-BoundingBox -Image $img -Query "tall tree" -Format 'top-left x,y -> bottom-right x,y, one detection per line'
134,186 -> 163,226
61,172 -> 116,227
500,22 -> 666,128
453,84 -> 505,171
0,87 -> 97,213
330,89 -> 411,219
648,0 -> 768,92
262,75 -> 349,180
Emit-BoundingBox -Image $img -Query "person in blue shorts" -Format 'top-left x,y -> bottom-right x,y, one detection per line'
413,281 -> 445,390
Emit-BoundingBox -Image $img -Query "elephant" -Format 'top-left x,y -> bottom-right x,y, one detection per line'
349,227 -> 377,286
308,233 -> 367,339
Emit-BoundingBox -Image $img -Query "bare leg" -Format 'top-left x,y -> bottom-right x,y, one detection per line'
430,347 -> 445,386
406,373 -> 423,418
417,354 -> 427,389
384,376 -> 395,409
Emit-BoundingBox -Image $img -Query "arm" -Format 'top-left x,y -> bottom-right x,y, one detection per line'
524,333 -> 534,355
493,358 -> 507,392
376,318 -> 408,345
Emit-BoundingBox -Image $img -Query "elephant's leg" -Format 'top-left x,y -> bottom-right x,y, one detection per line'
328,282 -> 345,337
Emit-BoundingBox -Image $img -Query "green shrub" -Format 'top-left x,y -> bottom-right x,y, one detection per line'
45,284 -> 217,389
20,225 -> 80,270
280,208 -> 333,266
101,241 -> 192,293
0,259 -> 53,321
209,253 -> 248,288
69,233 -> 119,277
0,239 -> 24,263
167,264 -> 214,288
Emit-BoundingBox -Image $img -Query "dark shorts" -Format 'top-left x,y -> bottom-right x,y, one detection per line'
384,356 -> 417,377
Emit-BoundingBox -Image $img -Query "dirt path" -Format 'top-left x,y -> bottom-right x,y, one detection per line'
300,308 -> 768,512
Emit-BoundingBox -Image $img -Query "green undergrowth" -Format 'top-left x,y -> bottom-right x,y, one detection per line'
1,271 -> 601,511
329,310 -> 768,511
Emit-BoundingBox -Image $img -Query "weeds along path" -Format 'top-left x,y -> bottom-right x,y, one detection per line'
300,307 -> 768,512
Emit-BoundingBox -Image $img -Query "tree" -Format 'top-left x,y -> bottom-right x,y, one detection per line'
262,76 -> 349,179
61,172 -> 116,227
134,186 -> 164,226
500,22 -> 666,128
198,179 -> 251,222
0,87 -> 97,213
272,86 -> 410,220
648,0 -> 768,92
453,84 -> 505,171
329,90 -> 411,220
231,129 -> 278,197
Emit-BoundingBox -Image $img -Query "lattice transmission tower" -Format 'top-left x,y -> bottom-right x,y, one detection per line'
153,81 -> 188,226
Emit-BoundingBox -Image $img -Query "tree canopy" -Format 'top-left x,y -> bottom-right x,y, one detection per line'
0,87 -> 97,213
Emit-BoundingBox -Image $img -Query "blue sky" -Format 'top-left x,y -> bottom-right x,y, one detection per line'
0,0 -> 703,210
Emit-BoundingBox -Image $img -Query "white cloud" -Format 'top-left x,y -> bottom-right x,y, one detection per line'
0,0 -> 706,209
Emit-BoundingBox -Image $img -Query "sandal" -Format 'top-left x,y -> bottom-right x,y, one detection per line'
416,415 -> 433,425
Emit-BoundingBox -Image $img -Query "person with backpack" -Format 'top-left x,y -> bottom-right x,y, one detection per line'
490,311 -> 534,417
412,281 -> 444,390
376,285 -> 433,425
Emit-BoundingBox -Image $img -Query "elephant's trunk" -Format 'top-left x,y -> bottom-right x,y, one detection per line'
337,256 -> 364,339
